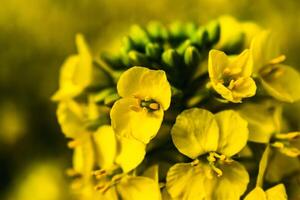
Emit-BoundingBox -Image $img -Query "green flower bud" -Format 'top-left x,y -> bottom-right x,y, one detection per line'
185,22 -> 198,37
130,25 -> 150,47
169,22 -> 186,40
145,43 -> 162,61
147,21 -> 168,41
184,46 -> 201,67
191,27 -> 208,48
122,36 -> 134,52
177,40 -> 192,55
206,20 -> 220,45
128,50 -> 149,66
162,49 -> 181,68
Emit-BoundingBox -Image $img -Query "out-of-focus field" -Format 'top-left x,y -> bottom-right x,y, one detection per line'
0,0 -> 299,199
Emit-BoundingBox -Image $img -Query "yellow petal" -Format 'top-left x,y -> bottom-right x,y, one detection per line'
110,97 -> 164,144
93,125 -> 117,170
56,100 -> 87,138
241,22 -> 262,48
230,49 -> 253,77
117,66 -> 171,110
266,150 -> 300,183
171,108 -> 219,159
208,49 -> 229,80
265,184 -> 288,200
204,161 -> 249,200
73,134 -> 94,178
116,175 -> 161,200
250,30 -> 281,72
231,77 -> 257,101
260,64 -> 300,102
73,34 -> 93,87
142,165 -> 159,183
166,162 -> 207,200
115,136 -> 146,172
216,15 -> 244,51
237,101 -> 282,143
214,110 -> 248,157
244,187 -> 266,200
51,55 -> 83,101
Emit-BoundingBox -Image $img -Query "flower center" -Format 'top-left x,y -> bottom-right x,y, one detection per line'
140,99 -> 160,112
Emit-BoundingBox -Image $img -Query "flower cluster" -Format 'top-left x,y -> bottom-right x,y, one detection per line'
53,16 -> 300,199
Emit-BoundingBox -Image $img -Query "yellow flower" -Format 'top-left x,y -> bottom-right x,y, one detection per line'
52,34 -> 112,101
99,174 -> 162,200
237,100 -> 282,143
216,15 -> 262,51
110,66 -> 171,144
244,184 -> 287,200
251,30 -> 300,102
93,125 -> 146,173
208,49 -> 257,102
167,108 -> 249,200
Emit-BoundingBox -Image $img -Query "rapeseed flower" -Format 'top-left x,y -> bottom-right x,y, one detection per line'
110,66 -> 171,144
167,108 -> 249,199
208,49 -> 256,102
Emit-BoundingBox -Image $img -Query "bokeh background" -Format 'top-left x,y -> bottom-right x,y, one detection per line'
0,0 -> 300,199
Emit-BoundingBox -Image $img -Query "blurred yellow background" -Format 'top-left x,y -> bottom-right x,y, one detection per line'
0,0 -> 299,199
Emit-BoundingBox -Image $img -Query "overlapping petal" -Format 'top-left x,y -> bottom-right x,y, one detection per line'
117,66 -> 171,110
171,108 -> 219,159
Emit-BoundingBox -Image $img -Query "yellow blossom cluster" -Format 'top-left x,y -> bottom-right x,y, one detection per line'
52,16 -> 300,200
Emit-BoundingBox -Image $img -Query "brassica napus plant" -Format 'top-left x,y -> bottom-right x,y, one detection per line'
52,16 -> 300,200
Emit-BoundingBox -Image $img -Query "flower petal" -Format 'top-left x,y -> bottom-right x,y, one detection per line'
250,30 -> 281,72
260,64 -> 300,102
110,97 -> 164,144
115,136 -> 146,172
230,49 -> 253,77
205,161 -> 249,200
208,49 -> 229,80
171,108 -> 219,159
93,125 -> 117,170
73,134 -> 95,178
166,162 -> 207,200
265,184 -> 288,200
215,110 -> 248,157
56,100 -> 87,138
116,175 -> 161,200
117,66 -> 171,110
244,187 -> 266,200
237,101 -> 282,143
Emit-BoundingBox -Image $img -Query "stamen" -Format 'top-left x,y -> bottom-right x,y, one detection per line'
275,132 -> 300,140
66,168 -> 80,177
223,68 -> 231,75
140,99 -> 160,112
271,141 -> 285,149
269,55 -> 286,65
130,105 -> 142,112
227,80 -> 235,90
149,103 -> 160,110
67,140 -> 80,148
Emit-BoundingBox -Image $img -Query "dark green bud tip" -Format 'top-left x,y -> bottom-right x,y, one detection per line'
145,43 -> 162,60
206,20 -> 220,45
128,50 -> 149,66
162,49 -> 181,68
184,46 -> 201,67
177,40 -> 192,55
122,36 -> 134,52
130,25 -> 150,47
169,22 -> 186,39
147,21 -> 168,41
191,27 -> 208,48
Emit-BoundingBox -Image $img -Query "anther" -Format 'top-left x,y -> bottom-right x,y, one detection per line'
269,55 -> 286,65
67,140 -> 80,148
